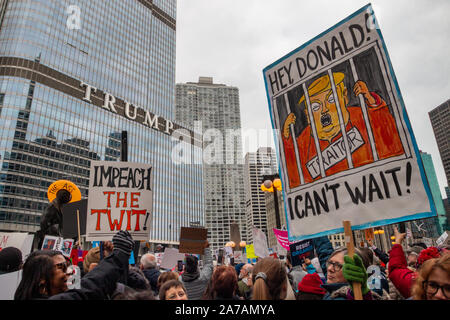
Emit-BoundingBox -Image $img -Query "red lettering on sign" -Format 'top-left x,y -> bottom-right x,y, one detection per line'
130,192 -> 140,208
103,191 -> 115,207
116,192 -> 127,208
125,210 -> 132,231
107,209 -> 125,231
91,209 -> 109,230
132,209 -> 146,231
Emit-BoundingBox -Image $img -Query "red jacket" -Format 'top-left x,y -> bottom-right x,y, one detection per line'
388,244 -> 416,298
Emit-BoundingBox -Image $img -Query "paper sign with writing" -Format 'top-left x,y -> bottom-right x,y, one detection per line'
436,231 -> 449,247
41,235 -> 74,258
245,244 -> 258,259
160,248 -> 185,270
178,227 -> 208,255
86,161 -> 153,241
263,4 -> 436,241
289,239 -> 314,266
0,232 -> 33,260
252,227 -> 270,258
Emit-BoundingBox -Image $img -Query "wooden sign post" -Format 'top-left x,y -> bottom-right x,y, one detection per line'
76,209 -> 82,248
343,220 -> 363,300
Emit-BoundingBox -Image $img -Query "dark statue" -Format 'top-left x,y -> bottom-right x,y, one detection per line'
34,189 -> 72,250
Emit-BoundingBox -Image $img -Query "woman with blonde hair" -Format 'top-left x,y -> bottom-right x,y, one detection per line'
411,253 -> 450,300
251,257 -> 287,300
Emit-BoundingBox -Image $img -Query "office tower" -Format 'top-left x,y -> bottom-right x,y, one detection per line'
429,100 -> 450,188
0,0 -> 204,246
175,77 -> 245,250
244,147 -> 278,244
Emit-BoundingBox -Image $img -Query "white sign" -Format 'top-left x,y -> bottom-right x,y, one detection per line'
436,231 -> 449,247
0,270 -> 22,300
86,161 -> 153,241
252,227 -> 269,258
263,4 -> 436,241
0,232 -> 34,261
160,248 -> 185,270
41,236 -> 74,258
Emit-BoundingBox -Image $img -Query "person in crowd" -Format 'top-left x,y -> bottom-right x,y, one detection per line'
314,236 -> 390,300
208,265 -> 240,300
388,227 -> 443,299
297,272 -> 327,300
156,271 -> 180,296
15,230 -> 134,300
0,246 -> 23,275
237,263 -> 253,299
140,253 -> 160,294
82,241 -> 113,276
411,253 -> 450,300
406,251 -> 419,269
359,247 -> 389,297
235,262 -> 245,278
367,238 -> 389,265
251,257 -> 287,300
286,252 -> 307,292
127,266 -> 151,291
181,241 -> 213,300
159,279 -> 188,300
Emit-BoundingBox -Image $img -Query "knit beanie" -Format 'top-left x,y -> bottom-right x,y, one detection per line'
417,247 -> 441,266
298,273 -> 326,295
83,247 -> 100,273
0,247 -> 23,273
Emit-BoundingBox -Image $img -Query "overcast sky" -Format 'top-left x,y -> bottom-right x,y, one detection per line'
175,0 -> 450,196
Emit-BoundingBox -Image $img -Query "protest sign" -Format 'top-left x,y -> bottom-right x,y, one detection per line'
273,228 -> 291,250
178,227 -> 208,254
436,231 -> 449,247
160,248 -> 185,270
41,235 -> 74,258
86,161 -> 153,241
0,232 -> 33,259
252,227 -> 270,258
0,270 -> 22,300
233,251 -> 246,263
62,199 -> 87,239
245,244 -> 258,259
289,239 -> 314,266
154,252 -> 163,266
263,4 -> 436,241
276,240 -> 287,257
364,228 -> 374,241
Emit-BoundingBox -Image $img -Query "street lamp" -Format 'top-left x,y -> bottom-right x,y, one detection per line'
261,175 -> 282,230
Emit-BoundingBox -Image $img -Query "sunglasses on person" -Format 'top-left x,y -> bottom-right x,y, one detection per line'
54,261 -> 69,273
422,281 -> 450,299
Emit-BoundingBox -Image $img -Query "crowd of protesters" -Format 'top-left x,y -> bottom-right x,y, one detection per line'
0,227 -> 448,301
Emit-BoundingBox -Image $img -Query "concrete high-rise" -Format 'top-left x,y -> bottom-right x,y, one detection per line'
0,0 -> 204,246
429,99 -> 450,188
175,77 -> 245,250
243,147 -> 278,244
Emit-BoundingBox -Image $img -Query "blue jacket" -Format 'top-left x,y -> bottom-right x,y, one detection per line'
312,236 -> 334,280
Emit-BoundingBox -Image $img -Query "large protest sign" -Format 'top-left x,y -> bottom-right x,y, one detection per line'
178,227 -> 208,254
245,244 -> 258,259
0,232 -> 33,260
263,4 -> 436,241
86,161 -> 153,241
252,227 -> 270,258
62,199 -> 87,239
289,239 -> 314,266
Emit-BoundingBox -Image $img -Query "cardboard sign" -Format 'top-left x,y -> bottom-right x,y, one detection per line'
0,232 -> 33,260
86,161 -> 153,241
245,244 -> 258,259
62,199 -> 87,239
263,4 -> 436,241
289,239 -> 314,266
178,227 -> 208,254
252,227 -> 270,258
160,248 -> 185,270
436,231 -> 449,247
233,251 -> 246,264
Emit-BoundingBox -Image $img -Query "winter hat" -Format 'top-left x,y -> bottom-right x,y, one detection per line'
417,247 -> 441,266
0,247 -> 23,273
128,267 -> 150,291
83,247 -> 100,273
298,273 -> 326,295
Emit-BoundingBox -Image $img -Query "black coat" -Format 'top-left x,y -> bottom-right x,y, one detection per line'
142,268 -> 160,293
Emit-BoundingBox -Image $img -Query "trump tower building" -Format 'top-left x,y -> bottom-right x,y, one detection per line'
0,0 -> 204,246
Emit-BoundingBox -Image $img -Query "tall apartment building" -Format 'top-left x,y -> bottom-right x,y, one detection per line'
244,147 -> 278,244
0,0 -> 204,245
175,77 -> 245,250
429,99 -> 450,188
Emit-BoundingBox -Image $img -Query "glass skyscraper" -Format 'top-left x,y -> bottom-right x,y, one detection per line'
0,0 -> 204,246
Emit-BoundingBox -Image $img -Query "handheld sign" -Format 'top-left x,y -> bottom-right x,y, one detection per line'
263,4 -> 436,241
289,239 -> 314,266
178,227 -> 208,255
86,161 -> 153,241
343,221 -> 362,300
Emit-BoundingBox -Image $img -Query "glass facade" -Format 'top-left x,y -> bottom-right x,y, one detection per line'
0,0 -> 204,245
